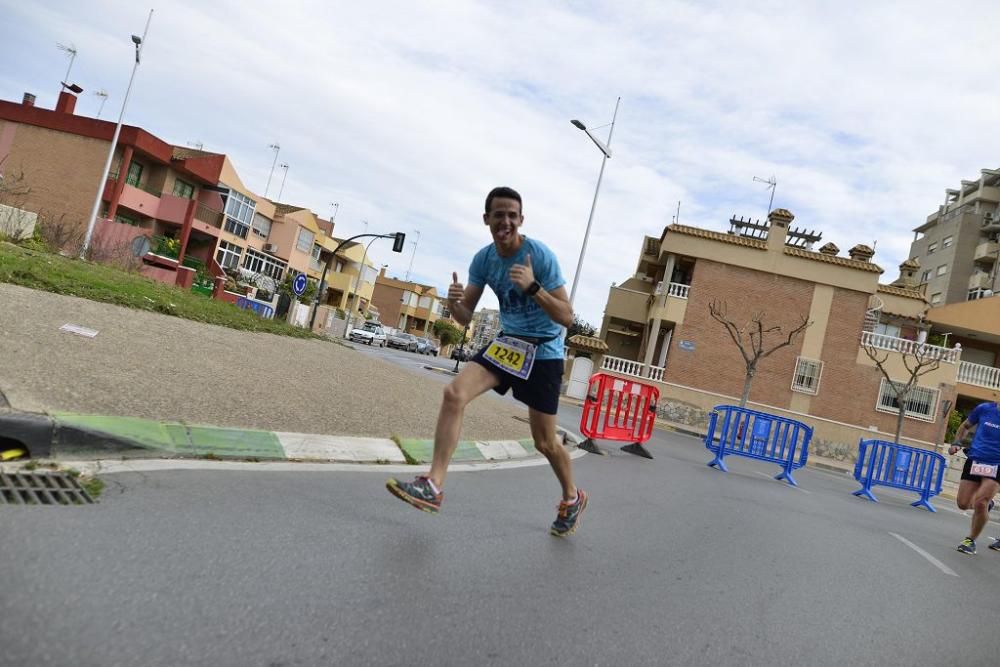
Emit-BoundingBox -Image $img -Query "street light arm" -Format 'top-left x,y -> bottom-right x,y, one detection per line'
583,128 -> 612,158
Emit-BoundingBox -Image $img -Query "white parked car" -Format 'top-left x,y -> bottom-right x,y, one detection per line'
349,321 -> 387,347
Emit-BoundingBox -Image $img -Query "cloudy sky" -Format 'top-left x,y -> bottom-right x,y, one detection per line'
2,1 -> 998,325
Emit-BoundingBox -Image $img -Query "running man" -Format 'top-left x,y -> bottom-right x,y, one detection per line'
949,399 -> 1000,554
386,186 -> 587,536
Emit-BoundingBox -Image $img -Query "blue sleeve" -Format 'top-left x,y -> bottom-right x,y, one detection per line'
968,403 -> 984,426
536,242 -> 565,293
468,248 -> 486,288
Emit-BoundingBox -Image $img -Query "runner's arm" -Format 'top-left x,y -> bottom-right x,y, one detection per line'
531,284 -> 573,328
449,283 -> 483,327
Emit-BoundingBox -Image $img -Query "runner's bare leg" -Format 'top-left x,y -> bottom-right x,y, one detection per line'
529,408 -> 576,501
970,479 -> 1000,540
428,362 -> 499,488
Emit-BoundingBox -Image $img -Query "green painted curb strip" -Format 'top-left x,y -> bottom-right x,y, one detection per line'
397,438 -> 537,464
53,414 -> 285,459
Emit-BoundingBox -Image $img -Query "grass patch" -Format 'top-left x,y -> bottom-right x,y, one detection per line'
0,242 -> 321,340
81,477 -> 105,499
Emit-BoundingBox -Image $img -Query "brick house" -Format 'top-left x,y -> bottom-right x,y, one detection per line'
591,208 -> 963,458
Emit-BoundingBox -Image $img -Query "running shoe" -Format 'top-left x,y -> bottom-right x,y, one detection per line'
386,476 -> 443,514
550,489 -> 588,537
956,537 -> 977,555
989,538 -> 1000,552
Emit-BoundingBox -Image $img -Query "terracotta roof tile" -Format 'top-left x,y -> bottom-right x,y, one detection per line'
567,335 -> 609,352
273,203 -> 304,215
667,224 -> 768,249
784,246 -> 883,273
878,284 -> 926,299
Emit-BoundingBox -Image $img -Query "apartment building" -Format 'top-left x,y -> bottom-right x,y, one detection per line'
908,168 -> 1000,305
470,308 -> 500,350
370,271 -> 443,337
595,208 -> 962,455
0,90 -> 229,288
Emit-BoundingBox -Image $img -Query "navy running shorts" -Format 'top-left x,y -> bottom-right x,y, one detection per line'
472,346 -> 564,415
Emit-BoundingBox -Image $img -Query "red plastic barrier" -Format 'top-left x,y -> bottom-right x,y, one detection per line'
579,373 -> 659,457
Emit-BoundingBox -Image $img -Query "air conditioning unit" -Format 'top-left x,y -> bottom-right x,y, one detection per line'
263,243 -> 277,254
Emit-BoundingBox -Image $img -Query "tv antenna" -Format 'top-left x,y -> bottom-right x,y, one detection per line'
56,42 -> 78,88
94,89 -> 109,119
753,175 -> 777,215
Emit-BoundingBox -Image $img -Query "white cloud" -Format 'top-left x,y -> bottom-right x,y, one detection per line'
2,0 -> 999,326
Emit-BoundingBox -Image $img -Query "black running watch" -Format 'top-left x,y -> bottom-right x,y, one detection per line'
525,281 -> 541,296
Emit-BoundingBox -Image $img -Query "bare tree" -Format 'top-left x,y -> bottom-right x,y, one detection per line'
861,336 -> 942,444
709,300 -> 812,407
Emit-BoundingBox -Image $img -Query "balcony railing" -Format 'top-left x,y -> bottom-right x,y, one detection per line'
600,354 -> 665,382
194,202 -> 223,228
859,331 -> 960,364
654,281 -> 691,299
958,361 -> 1000,390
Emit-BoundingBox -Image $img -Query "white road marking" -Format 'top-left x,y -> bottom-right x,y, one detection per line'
889,532 -> 959,577
43,448 -> 587,476
754,470 -> 812,493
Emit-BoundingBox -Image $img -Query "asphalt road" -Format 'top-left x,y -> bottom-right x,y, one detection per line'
3,425 -> 1000,666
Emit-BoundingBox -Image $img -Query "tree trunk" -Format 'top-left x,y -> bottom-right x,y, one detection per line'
894,404 -> 906,444
739,368 -> 754,408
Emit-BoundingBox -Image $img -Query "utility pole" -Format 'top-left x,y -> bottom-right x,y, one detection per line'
405,230 -> 421,282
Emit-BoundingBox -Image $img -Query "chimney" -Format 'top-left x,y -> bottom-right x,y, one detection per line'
379,266 -> 387,279
818,242 -> 840,256
892,258 -> 920,288
22,92 -> 36,107
55,90 -> 77,115
766,208 -> 794,251
848,244 -> 875,263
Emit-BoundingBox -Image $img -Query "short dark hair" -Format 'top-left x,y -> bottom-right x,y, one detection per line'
485,186 -> 522,215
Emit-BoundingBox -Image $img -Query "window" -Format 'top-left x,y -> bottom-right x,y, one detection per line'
791,358 -> 822,394
936,265 -> 947,276
215,240 -> 243,269
223,190 -> 255,239
251,213 -> 271,239
875,379 -> 938,421
920,270 -> 931,283
172,179 -> 195,199
927,242 -> 937,254
125,162 -> 143,187
969,288 -> 992,301
296,228 -> 315,254
311,244 -> 322,261
930,292 -> 942,305
874,322 -> 901,338
241,247 -> 286,282
942,235 -> 953,248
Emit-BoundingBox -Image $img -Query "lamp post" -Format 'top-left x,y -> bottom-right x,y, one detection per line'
568,96 -> 620,307
80,10 -> 153,259
263,143 -> 280,197
452,324 -> 469,373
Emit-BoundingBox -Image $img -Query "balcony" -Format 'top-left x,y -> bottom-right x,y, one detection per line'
968,272 -> 993,290
958,361 -> 1000,391
643,238 -> 660,257
859,331 -> 960,364
973,240 -> 999,265
600,354 -> 665,382
605,285 -> 650,323
194,202 -> 223,229
655,281 -> 690,299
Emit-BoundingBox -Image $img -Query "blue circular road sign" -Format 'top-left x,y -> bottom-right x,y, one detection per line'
292,273 -> 308,297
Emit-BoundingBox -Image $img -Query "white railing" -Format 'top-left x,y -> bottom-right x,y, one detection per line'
654,282 -> 690,299
859,331 -> 960,364
668,282 -> 690,299
958,361 -> 1000,390
601,354 -> 665,382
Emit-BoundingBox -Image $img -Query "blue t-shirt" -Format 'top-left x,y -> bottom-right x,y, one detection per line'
968,402 -> 1000,465
468,237 -> 566,360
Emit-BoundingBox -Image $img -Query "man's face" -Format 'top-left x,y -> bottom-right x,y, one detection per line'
484,197 -> 523,252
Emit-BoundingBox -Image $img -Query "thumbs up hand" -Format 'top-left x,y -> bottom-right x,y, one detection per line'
509,253 -> 536,291
448,271 -> 465,303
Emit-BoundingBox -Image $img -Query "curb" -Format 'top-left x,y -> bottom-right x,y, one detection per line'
0,410 -> 567,466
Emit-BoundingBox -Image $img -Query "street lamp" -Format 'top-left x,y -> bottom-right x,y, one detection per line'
568,96 -> 620,307
80,10 -> 153,259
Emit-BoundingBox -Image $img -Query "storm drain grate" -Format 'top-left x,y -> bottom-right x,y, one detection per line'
0,472 -> 94,505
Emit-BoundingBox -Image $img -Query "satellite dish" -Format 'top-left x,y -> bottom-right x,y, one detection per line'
130,235 -> 151,257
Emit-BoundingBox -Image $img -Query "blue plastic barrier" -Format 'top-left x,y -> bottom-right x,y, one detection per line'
236,296 -> 275,319
705,405 -> 813,486
851,439 -> 945,512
